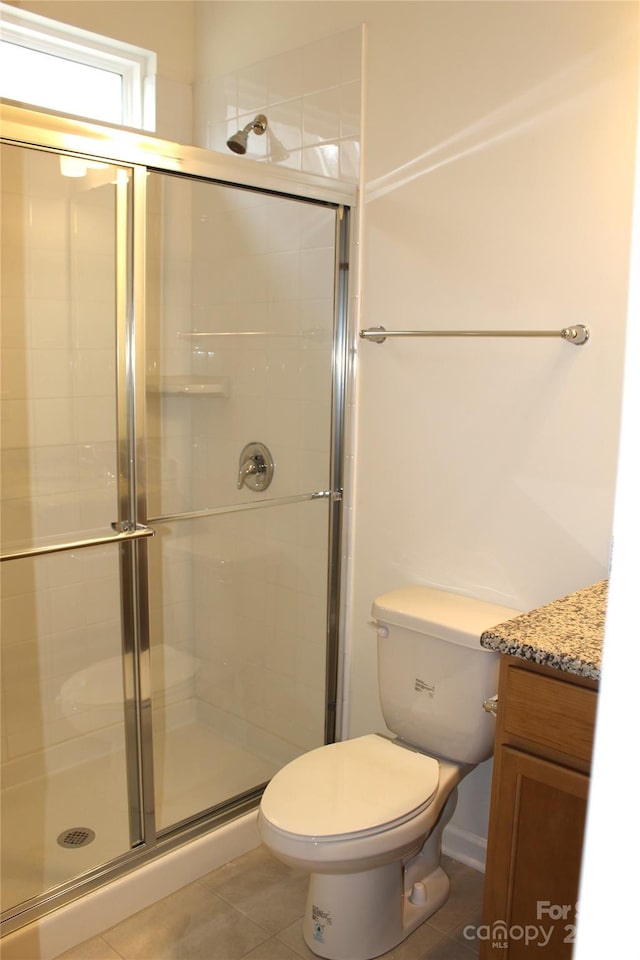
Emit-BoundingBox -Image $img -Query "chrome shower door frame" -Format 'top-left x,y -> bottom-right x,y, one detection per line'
118,163 -> 156,852
142,170 -> 350,833
0,148 -> 156,933
0,104 -> 354,935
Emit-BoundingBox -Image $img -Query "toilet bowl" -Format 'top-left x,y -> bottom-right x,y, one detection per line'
259,734 -> 465,959
258,586 -> 521,960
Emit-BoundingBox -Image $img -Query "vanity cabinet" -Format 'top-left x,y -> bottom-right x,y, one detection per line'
481,655 -> 598,959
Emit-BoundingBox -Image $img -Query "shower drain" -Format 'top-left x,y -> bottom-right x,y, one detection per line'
57,828 -> 95,849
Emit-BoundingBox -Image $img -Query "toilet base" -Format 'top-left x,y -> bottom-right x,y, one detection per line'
301,789 -> 458,960
302,861 -> 450,960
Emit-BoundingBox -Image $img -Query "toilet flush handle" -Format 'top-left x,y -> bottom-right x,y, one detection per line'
482,695 -> 498,717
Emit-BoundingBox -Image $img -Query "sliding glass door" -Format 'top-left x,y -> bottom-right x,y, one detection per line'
0,144 -> 141,911
0,138 -> 347,927
144,172 -> 343,831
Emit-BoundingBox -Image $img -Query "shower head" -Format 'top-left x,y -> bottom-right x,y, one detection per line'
226,114 -> 268,155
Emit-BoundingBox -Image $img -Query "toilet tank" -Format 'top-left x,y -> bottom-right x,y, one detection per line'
372,586 -> 521,765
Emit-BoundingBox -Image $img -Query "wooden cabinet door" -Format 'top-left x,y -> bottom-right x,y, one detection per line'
482,747 -> 589,959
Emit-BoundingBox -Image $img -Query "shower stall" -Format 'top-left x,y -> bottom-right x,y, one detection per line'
0,105 -> 352,934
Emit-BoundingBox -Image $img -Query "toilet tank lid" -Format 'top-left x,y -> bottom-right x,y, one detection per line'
372,586 -> 522,649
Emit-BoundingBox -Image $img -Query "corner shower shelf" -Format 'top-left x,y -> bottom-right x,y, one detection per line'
146,376 -> 230,397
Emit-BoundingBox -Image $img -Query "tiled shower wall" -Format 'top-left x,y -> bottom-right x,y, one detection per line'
0,148 -> 124,784
146,176 -> 335,764
194,26 -> 362,181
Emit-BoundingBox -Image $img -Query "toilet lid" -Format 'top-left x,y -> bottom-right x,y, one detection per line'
260,735 -> 439,840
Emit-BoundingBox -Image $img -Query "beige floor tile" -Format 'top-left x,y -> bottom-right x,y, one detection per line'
243,937 -> 306,960
419,936 -> 479,959
450,916 -> 482,956
426,859 -> 484,937
50,849 -> 484,960
379,921 -> 446,960
101,879 -> 270,960
217,869 -> 308,935
54,936 -> 124,960
200,845 -> 308,934
201,845 -> 299,894
272,919 -> 317,959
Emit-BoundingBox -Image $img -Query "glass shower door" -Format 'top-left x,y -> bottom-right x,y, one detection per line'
0,145 -> 144,914
0,140 -> 347,924
144,172 -> 343,830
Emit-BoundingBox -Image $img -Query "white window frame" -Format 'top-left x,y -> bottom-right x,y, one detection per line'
0,2 -> 156,130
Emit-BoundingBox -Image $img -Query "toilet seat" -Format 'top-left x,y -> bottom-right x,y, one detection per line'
260,734 -> 439,841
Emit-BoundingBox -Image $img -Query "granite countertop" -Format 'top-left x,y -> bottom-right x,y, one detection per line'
480,580 -> 607,681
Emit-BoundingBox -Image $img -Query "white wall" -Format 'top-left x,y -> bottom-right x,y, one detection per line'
354,1 -> 638,856
196,1 -> 639,864
8,0 -> 195,142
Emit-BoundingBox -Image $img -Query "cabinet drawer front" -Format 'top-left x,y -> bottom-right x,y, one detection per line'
503,667 -> 596,762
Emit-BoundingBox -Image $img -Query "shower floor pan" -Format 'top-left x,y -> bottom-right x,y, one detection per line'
0,720 -> 279,914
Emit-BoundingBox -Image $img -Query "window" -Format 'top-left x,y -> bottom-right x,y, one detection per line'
0,3 -> 156,130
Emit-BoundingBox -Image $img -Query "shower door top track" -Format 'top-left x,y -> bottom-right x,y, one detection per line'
0,102 -> 356,207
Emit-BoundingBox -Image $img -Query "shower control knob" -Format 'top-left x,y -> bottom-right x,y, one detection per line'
237,442 -> 274,492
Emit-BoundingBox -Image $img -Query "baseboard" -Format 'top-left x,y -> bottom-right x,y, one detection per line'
442,823 -> 487,874
1,811 -> 261,960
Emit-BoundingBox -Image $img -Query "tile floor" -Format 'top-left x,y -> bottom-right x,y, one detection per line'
54,846 -> 482,960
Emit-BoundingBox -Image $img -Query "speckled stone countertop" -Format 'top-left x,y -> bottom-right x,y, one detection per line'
480,580 -> 607,680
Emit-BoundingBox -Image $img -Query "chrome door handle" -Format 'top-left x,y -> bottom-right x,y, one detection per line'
0,523 -> 155,562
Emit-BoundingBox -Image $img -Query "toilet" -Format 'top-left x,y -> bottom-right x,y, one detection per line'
258,585 -> 521,960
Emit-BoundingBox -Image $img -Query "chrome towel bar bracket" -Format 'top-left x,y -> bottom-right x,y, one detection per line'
359,324 -> 590,346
